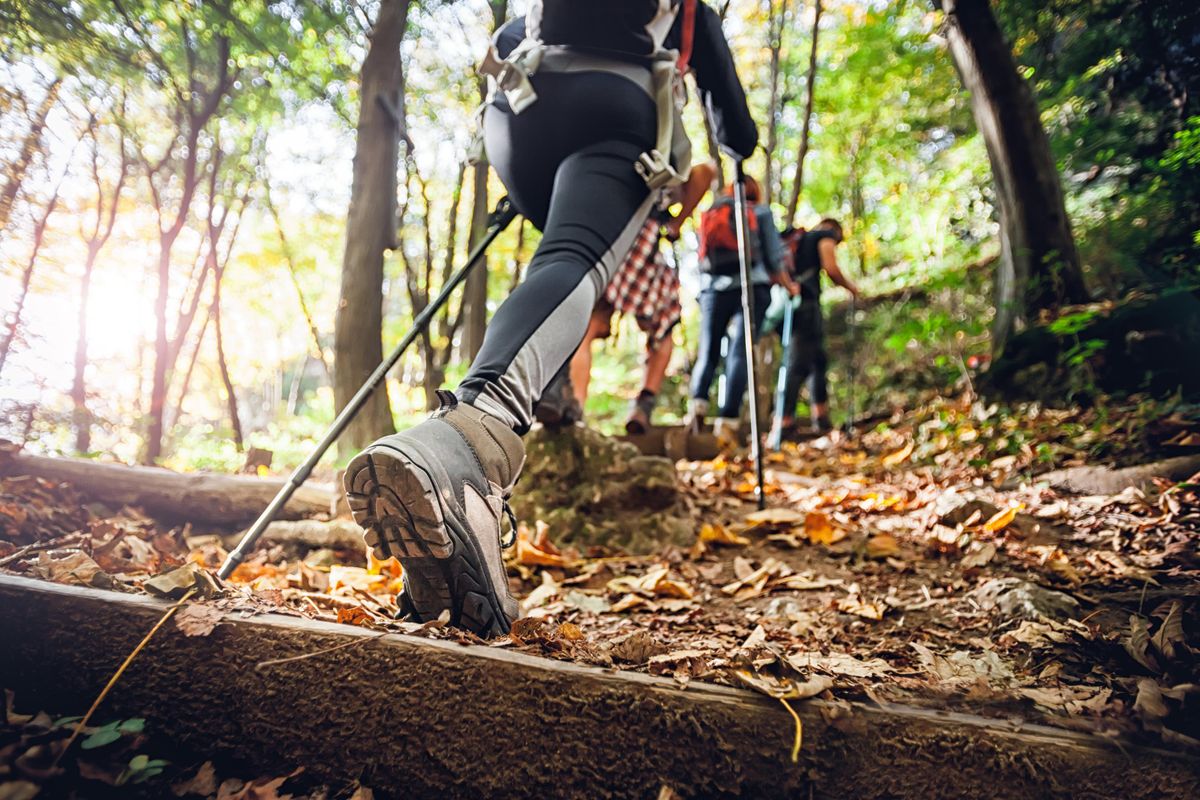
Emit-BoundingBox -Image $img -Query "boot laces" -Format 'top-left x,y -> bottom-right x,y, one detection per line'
500,500 -> 519,549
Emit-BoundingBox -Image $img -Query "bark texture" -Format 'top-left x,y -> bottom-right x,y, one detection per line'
333,0 -> 410,455
785,0 -> 823,226
0,453 -> 333,524
939,0 -> 1088,354
2,575 -> 1197,800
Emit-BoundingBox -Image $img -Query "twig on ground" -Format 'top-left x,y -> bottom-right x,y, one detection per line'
255,631 -> 388,670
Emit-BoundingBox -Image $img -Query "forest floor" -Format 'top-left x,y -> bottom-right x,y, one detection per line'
2,393 -> 1199,797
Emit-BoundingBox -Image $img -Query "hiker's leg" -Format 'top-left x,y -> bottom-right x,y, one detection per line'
717,285 -> 770,418
457,142 -> 654,431
569,306 -> 613,405
642,334 -> 673,395
784,303 -> 819,418
690,289 -> 738,404
808,311 -> 830,427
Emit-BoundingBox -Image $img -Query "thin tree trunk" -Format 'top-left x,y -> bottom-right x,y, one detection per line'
0,174 -> 67,377
266,182 -> 332,382
938,0 -> 1088,354
333,0 -> 411,456
212,275 -> 244,451
763,0 -> 789,207
71,244 -> 100,453
142,31 -> 233,464
785,0 -> 823,226
461,0 -> 508,362
73,114 -> 130,454
0,77 -> 61,233
168,303 -> 212,431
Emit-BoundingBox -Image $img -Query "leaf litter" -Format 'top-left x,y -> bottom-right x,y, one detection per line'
2,396 -> 1199,755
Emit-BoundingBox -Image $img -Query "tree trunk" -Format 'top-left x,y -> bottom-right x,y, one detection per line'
213,275 -> 244,451
938,0 -> 1088,354
266,183 -> 331,382
461,0 -> 508,362
461,163 -> 490,360
333,0 -> 410,456
0,77 -> 61,233
144,241 -> 174,464
785,0 -> 823,227
762,0 -> 789,207
71,243 -> 100,453
0,176 -> 65,377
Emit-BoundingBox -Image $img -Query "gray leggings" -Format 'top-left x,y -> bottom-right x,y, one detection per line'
456,70 -> 657,433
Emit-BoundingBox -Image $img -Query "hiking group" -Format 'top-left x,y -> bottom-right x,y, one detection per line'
344,0 -> 859,637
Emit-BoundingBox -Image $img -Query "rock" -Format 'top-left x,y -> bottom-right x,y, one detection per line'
970,578 -> 1079,621
511,425 -> 692,552
933,490 -> 1000,527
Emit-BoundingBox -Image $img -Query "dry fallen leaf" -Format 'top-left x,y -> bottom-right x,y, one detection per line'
881,441 -> 914,467
865,533 -> 900,559
336,606 -> 373,627
744,507 -> 806,527
699,522 -> 750,546
175,603 -> 224,638
805,512 -> 845,546
836,596 -> 884,620
173,761 -> 218,797
982,504 -> 1024,534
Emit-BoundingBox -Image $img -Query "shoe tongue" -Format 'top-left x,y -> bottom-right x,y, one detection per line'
446,402 -> 525,490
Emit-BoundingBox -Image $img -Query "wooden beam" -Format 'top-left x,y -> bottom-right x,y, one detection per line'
1,575 -> 1196,798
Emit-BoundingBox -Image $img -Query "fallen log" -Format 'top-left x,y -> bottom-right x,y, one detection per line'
0,451 -> 335,524
1,574 -> 1196,800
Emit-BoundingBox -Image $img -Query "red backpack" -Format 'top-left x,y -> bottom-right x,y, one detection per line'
698,196 -> 757,275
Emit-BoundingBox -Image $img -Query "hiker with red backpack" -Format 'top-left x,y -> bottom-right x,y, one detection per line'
685,176 -> 798,444
342,1 -> 757,636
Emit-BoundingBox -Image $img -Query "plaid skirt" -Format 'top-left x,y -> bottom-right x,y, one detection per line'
602,218 -> 682,347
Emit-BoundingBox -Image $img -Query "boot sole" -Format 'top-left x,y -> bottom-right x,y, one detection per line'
344,445 -> 511,637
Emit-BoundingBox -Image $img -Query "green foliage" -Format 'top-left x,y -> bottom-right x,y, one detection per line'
996,0 -> 1200,288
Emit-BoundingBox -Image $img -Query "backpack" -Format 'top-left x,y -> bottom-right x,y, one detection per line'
528,1 -> 687,59
698,196 -> 757,275
485,1 -> 697,188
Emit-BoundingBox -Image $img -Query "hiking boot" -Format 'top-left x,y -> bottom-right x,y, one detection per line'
344,390 -> 524,637
684,398 -> 709,433
534,370 -> 583,428
812,414 -> 833,435
624,389 -> 657,435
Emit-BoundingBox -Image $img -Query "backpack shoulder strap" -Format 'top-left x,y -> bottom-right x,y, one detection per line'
677,0 -> 697,73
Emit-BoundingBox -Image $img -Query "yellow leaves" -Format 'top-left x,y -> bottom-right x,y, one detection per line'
516,521 -> 566,567
336,606 -> 373,627
865,533 -> 900,559
744,508 -> 806,527
699,522 -> 750,546
982,503 -> 1024,534
721,557 -> 842,600
881,441 -> 914,467
608,564 -> 696,613
805,511 -> 845,545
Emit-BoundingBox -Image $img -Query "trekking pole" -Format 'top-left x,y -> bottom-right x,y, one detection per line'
768,295 -> 795,451
218,197 -> 519,580
844,295 -> 858,435
730,161 -> 766,509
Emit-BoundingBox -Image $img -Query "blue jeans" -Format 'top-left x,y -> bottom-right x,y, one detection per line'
690,286 -> 770,418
